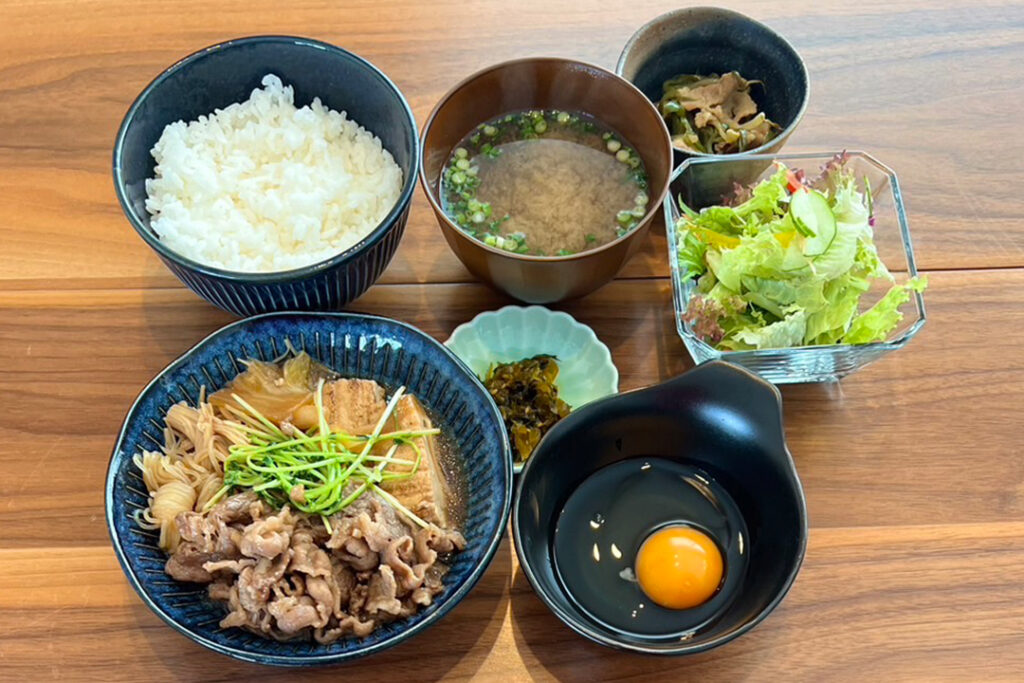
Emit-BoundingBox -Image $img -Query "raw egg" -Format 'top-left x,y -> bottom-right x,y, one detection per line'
552,457 -> 747,636
635,525 -> 723,610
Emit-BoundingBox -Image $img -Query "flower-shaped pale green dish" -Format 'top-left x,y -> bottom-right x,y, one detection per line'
445,306 -> 619,472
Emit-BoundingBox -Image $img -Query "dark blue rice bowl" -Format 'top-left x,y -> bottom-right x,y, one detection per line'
113,36 -> 419,316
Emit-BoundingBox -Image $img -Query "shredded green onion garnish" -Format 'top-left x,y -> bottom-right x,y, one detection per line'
205,382 -> 437,528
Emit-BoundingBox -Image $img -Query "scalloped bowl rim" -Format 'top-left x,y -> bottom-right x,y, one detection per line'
445,304 -> 619,395
445,305 -> 619,473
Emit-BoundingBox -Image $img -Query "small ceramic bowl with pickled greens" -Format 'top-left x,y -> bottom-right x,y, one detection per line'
665,151 -> 926,384
445,306 -> 619,472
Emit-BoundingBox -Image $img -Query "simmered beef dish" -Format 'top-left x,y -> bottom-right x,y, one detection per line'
134,353 -> 465,643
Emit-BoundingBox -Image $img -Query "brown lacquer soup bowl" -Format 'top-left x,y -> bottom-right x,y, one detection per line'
419,58 -> 672,304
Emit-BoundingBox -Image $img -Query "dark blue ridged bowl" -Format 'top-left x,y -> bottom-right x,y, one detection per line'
105,313 -> 512,666
113,37 -> 419,316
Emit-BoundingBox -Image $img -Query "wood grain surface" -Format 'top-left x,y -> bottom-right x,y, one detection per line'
0,0 -> 1022,680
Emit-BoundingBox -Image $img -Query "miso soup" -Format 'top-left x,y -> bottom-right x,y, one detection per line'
440,110 -> 649,257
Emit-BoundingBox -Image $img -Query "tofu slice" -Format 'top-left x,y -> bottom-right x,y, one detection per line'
323,379 -> 386,435
380,394 -> 450,527
323,380 -> 449,527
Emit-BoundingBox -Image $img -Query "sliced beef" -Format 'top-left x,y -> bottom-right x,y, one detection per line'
305,576 -> 336,621
325,512 -> 380,571
325,491 -> 411,573
165,492 -> 261,583
415,524 -> 466,559
268,595 -> 321,634
409,585 -> 434,607
313,615 -> 376,642
165,547 -> 217,583
203,558 -> 255,574
381,535 -> 421,590
239,507 -> 295,559
333,563 -> 357,607
208,580 -> 233,601
236,551 -> 291,614
365,565 -> 403,616
289,528 -> 332,578
219,582 -> 274,632
160,443 -> 462,643
208,491 -> 262,525
347,582 -> 369,615
361,492 -> 415,541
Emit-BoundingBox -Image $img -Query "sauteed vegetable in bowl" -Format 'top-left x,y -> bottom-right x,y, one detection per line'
616,7 -> 808,164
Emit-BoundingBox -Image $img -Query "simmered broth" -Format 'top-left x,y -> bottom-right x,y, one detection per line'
440,110 -> 649,257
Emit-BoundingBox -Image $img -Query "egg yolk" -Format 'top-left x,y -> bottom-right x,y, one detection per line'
635,525 -> 723,610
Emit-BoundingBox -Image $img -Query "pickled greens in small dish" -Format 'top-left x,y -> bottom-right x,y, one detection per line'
675,154 -> 926,350
483,355 -> 570,463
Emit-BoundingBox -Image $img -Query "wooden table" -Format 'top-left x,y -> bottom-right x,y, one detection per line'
2,0 -> 1023,680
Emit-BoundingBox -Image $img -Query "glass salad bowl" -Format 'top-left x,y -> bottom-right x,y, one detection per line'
664,151 -> 926,384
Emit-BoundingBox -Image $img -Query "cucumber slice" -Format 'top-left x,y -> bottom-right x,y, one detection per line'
790,189 -> 837,257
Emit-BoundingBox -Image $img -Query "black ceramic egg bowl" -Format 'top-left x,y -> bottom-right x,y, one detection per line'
513,361 -> 807,655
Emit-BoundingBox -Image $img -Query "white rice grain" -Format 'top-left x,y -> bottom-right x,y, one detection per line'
145,74 -> 403,273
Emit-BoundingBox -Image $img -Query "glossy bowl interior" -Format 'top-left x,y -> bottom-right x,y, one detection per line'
420,58 -> 672,304
113,36 -> 419,315
105,313 -> 512,666
616,7 -> 808,164
664,152 -> 926,383
513,361 -> 807,654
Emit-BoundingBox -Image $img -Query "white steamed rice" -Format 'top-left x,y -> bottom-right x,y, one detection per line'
144,74 -> 403,273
